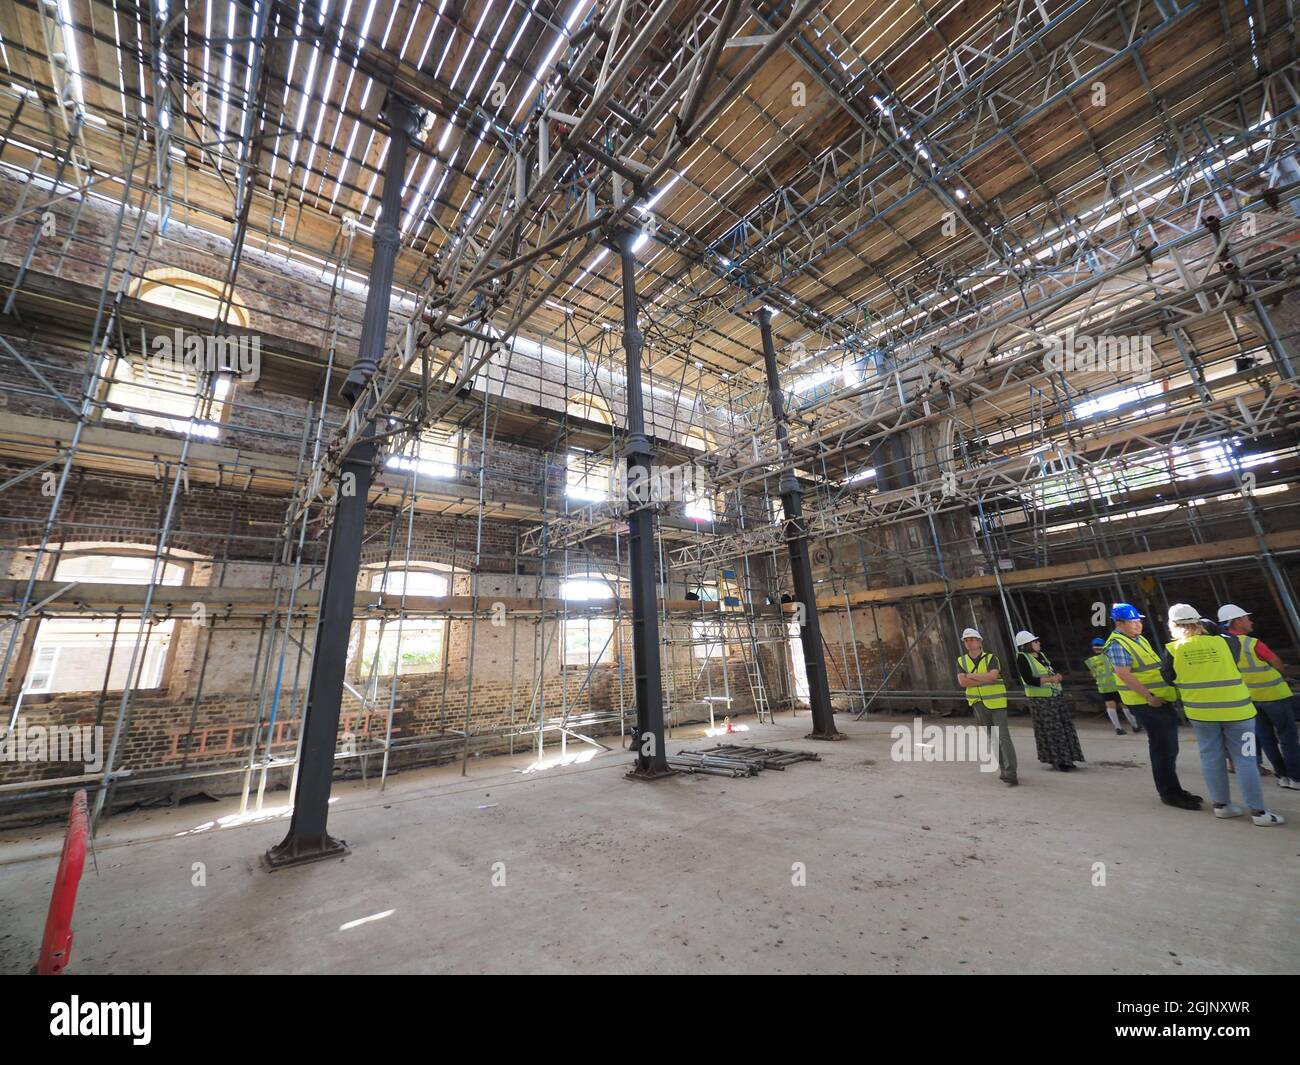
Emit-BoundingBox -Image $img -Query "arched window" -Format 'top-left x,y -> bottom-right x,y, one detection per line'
692,619 -> 724,659
134,268 -> 250,328
560,575 -> 616,601
566,447 -> 614,502
22,548 -> 191,694
685,483 -> 721,522
357,567 -> 450,677
560,574 -> 616,667
386,424 -> 459,480
104,270 -> 246,438
567,392 -> 613,425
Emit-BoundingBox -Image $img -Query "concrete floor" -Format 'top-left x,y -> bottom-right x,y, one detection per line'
1,714 -> 1296,974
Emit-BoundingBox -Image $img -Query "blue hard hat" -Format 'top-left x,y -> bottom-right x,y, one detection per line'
1111,603 -> 1144,622
1091,637 -> 1105,647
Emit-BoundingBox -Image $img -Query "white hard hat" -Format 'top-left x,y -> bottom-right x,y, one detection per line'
961,628 -> 982,640
1217,604 -> 1250,623
1014,630 -> 1039,646
1167,603 -> 1201,623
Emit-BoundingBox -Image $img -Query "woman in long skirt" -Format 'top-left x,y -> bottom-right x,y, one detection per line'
1015,631 -> 1086,770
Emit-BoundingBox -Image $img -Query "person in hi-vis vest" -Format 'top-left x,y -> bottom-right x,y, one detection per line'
956,627 -> 1017,786
1162,604 -> 1284,826
1085,636 -> 1140,734
1218,604 -> 1300,790
1103,603 -> 1202,811
1015,631 -> 1085,771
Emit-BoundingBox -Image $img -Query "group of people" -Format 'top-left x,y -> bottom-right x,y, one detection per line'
955,626 -> 1085,786
954,602 -> 1299,827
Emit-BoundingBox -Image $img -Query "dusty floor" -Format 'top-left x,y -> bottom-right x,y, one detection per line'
1,713 -> 1296,974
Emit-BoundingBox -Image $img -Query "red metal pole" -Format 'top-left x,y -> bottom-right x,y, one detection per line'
36,788 -> 89,975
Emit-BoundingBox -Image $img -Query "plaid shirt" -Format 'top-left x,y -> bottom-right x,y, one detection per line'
1104,640 -> 1135,669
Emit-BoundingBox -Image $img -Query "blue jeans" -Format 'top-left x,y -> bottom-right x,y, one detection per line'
1191,718 -> 1264,809
1255,697 -> 1300,779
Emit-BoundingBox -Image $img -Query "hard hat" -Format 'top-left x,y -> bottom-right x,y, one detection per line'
961,628 -> 982,640
1111,603 -> 1144,621
1167,603 -> 1201,624
1090,637 -> 1105,647
1014,630 -> 1039,646
1217,604 -> 1250,623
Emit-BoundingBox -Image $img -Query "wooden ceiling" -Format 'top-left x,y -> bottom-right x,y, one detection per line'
0,0 -> 1291,423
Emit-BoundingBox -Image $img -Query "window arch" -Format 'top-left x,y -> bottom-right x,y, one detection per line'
357,565 -> 450,678
685,482 -> 722,522
560,574 -> 617,601
567,392 -> 613,425
560,573 -> 618,667
692,619 -> 724,659
20,546 -> 193,694
133,268 -> 250,328
386,423 -> 459,480
566,447 -> 614,502
104,270 -> 247,439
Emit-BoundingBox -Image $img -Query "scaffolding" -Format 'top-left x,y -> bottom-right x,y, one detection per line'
0,0 -> 1297,824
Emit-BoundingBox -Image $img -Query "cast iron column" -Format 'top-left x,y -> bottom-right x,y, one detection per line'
758,307 -> 842,740
617,228 -> 674,778
264,96 -> 420,868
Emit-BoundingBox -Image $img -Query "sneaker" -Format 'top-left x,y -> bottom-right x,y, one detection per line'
1213,803 -> 1245,818
1003,774 -> 1018,787
1260,764 -> 1273,777
1131,724 -> 1144,733
1251,810 -> 1285,826
1162,794 -> 1201,810
1115,728 -> 1126,735
1279,777 -> 1300,790
1181,792 -> 1203,806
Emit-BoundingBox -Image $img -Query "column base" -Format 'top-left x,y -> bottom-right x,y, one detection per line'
261,831 -> 350,871
805,729 -> 847,741
625,763 -> 680,781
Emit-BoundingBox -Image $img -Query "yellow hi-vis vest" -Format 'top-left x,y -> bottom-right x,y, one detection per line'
1103,631 -> 1177,707
1235,635 -> 1293,703
1085,653 -> 1119,694
957,652 -> 1007,709
1019,650 -> 1062,698
1167,635 -> 1256,722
